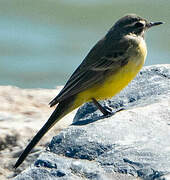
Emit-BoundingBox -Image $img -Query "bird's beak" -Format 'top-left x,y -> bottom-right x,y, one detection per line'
147,21 -> 164,28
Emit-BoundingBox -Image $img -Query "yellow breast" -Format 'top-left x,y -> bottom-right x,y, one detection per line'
73,37 -> 147,108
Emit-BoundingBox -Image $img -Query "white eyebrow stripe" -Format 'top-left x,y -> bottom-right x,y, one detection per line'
124,20 -> 145,28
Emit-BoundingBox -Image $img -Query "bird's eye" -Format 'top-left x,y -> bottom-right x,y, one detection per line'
134,22 -> 144,28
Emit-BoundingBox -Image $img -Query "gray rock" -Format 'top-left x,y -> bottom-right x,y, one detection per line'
14,65 -> 170,180
0,86 -> 75,179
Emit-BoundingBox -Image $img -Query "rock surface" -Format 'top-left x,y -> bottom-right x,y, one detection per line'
2,64 -> 170,179
0,86 -> 77,179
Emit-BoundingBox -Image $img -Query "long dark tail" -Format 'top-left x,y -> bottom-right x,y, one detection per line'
14,96 -> 75,168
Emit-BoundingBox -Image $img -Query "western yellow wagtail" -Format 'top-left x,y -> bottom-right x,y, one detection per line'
14,14 -> 163,168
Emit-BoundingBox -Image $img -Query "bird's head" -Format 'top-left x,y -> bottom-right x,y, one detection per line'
111,14 -> 163,37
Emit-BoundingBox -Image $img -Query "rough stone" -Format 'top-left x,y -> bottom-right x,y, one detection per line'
12,65 -> 170,179
0,86 -> 76,179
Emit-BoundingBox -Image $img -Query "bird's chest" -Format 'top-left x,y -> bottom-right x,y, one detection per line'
130,36 -> 147,66
93,38 -> 147,99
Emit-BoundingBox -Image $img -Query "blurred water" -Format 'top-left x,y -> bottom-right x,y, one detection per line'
0,0 -> 169,88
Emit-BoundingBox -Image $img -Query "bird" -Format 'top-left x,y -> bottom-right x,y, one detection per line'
14,14 -> 163,168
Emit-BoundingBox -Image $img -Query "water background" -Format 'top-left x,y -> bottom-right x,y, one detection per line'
0,0 -> 169,88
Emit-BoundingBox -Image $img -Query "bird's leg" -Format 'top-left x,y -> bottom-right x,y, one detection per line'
92,98 -> 111,116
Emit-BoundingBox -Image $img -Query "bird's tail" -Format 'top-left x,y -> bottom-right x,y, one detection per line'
14,96 -> 76,168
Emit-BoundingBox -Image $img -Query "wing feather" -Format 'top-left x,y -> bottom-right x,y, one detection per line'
49,36 -> 130,106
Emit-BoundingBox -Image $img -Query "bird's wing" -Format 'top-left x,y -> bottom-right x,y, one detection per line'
50,37 -> 131,106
